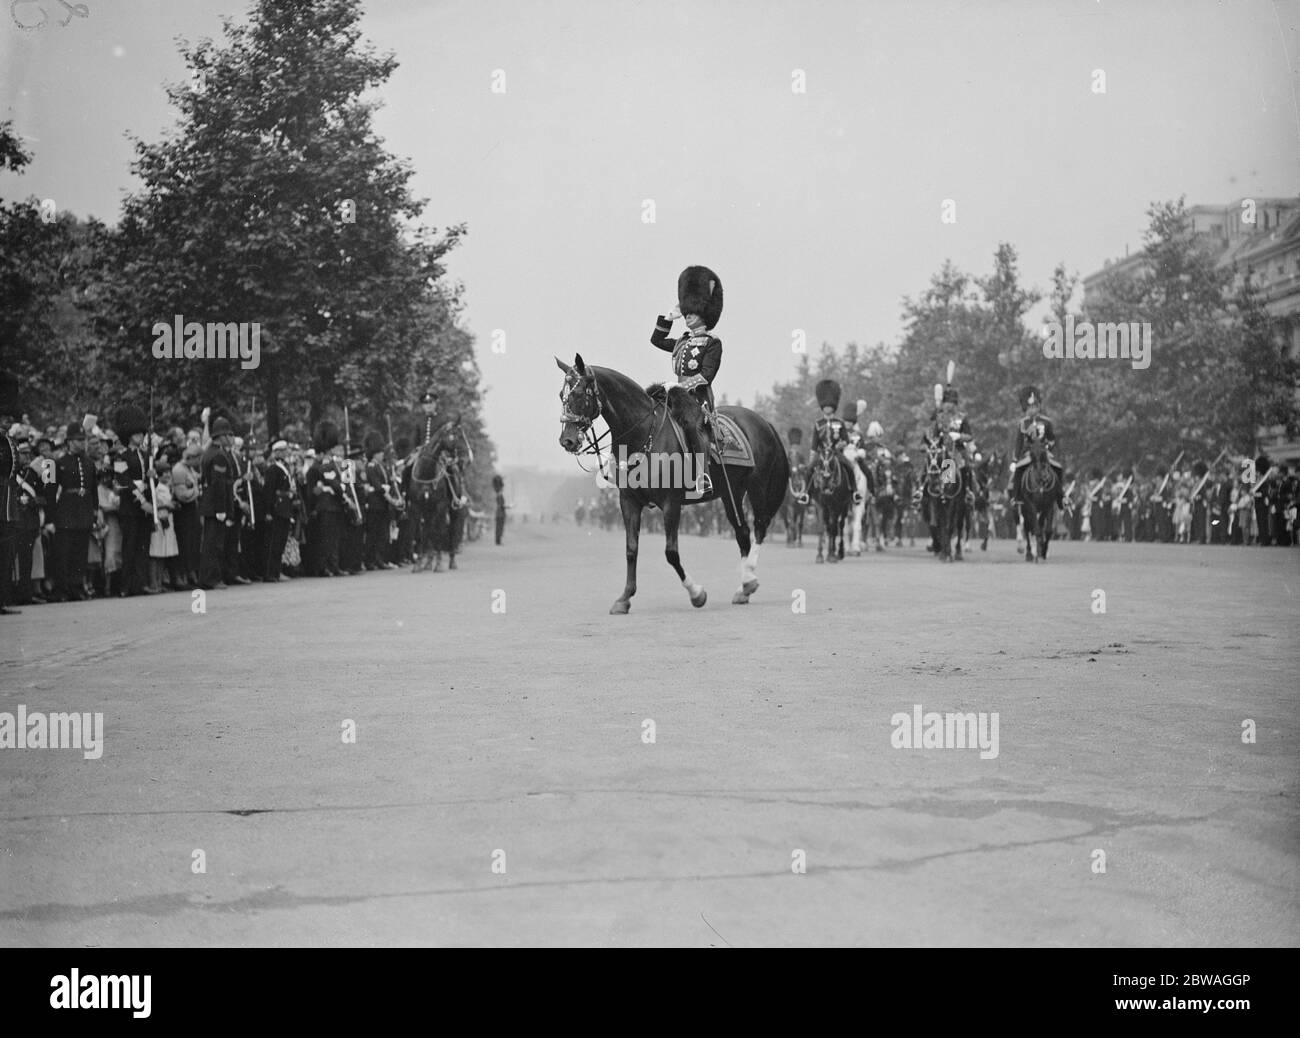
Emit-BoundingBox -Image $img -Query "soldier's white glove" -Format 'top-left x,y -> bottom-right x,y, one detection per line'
666,305 -> 681,321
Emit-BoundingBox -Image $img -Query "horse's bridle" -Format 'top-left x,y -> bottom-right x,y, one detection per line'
560,372 -> 666,472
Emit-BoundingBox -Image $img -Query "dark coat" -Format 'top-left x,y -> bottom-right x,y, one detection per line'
199,442 -> 235,518
50,453 -> 97,531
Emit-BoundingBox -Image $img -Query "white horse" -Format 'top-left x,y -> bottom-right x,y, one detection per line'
843,442 -> 869,556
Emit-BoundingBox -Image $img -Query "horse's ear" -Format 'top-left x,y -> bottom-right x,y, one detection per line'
555,356 -> 574,376
573,353 -> 587,375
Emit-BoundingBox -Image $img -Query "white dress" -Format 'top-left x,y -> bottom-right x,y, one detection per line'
149,482 -> 180,558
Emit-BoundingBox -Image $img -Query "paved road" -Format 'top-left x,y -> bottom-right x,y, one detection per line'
1,523 -> 1296,946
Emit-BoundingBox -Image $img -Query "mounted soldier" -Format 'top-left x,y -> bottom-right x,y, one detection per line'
1008,385 -> 1065,514
651,265 -> 724,495
810,380 -> 851,465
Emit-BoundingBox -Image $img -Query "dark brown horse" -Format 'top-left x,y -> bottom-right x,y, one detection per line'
922,433 -> 966,562
808,447 -> 854,564
557,355 -> 788,613
1019,440 -> 1057,563
407,425 -> 468,573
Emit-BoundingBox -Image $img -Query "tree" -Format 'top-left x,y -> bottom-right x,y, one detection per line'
87,0 -> 478,455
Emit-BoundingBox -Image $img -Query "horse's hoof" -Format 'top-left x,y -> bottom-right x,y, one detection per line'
850,550 -> 861,557
742,579 -> 759,596
731,591 -> 748,605
448,558 -> 458,570
691,589 -> 707,608
815,556 -> 824,564
610,599 -> 631,615
875,545 -> 884,553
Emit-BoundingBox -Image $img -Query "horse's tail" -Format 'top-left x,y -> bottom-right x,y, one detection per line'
753,418 -> 790,532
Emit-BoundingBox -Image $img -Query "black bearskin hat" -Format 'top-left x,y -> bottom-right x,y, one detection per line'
678,266 -> 723,330
1090,467 -> 1104,480
313,420 -> 340,453
942,385 -> 959,405
1191,459 -> 1208,479
842,403 -> 859,424
815,380 -> 841,411
1155,465 -> 1168,477
394,436 -> 411,457
1018,385 -> 1041,409
1255,454 -> 1271,476
364,431 -> 386,456
787,427 -> 803,446
113,404 -> 149,439
492,474 -> 504,491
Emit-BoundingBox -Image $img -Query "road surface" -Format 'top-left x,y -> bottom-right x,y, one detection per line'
1,522 -> 1296,946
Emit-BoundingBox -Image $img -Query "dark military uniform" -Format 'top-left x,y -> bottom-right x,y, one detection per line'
0,429 -> 18,612
198,433 -> 236,588
306,455 -> 343,576
651,265 -> 724,492
112,441 -> 153,596
49,434 -> 97,600
224,446 -> 253,583
262,452 -> 297,581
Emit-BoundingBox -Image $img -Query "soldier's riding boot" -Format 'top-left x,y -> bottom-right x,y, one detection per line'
684,421 -> 711,496
448,553 -> 457,570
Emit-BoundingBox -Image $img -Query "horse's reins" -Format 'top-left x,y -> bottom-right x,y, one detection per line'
561,375 -> 668,475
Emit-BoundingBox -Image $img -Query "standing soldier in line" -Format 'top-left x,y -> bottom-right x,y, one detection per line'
493,474 -> 508,546
0,377 -> 21,614
1113,469 -> 1135,542
111,405 -> 158,596
363,432 -> 395,570
1252,454 -> 1272,546
306,421 -> 344,576
11,440 -> 44,604
223,431 -> 253,585
391,436 -> 412,565
198,417 -> 236,590
48,423 -> 97,602
1188,460 -> 1209,544
341,442 -> 366,573
262,439 -> 297,582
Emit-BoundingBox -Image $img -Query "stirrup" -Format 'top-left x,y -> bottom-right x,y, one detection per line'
696,473 -> 713,494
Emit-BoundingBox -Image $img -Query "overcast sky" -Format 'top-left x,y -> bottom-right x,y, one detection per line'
3,0 -> 1297,469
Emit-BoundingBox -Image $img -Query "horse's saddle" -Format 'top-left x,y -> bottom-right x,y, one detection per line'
667,411 -> 754,469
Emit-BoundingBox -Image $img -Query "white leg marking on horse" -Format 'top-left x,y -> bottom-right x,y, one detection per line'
681,573 -> 703,597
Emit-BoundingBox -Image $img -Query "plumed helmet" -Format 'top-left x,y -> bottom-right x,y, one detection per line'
313,420 -> 340,453
492,474 -> 504,491
364,431 -> 386,456
815,380 -> 841,411
113,404 -> 149,439
678,266 -> 723,330
1018,385 -> 1041,409
866,420 -> 884,439
787,427 -> 803,446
